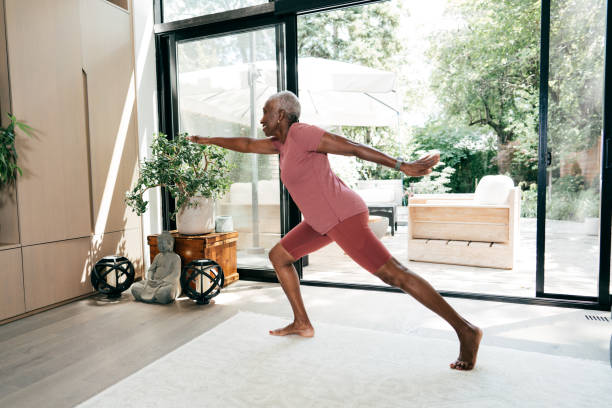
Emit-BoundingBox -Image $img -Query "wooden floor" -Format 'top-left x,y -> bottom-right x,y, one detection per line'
0,291 -> 239,407
1,281 -> 610,407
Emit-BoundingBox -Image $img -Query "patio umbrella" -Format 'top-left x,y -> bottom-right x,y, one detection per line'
178,57 -> 400,128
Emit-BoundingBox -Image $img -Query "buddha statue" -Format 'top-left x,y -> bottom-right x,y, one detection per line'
131,231 -> 181,304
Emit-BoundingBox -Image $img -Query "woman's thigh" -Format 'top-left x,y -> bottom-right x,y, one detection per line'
278,220 -> 333,260
326,212 -> 392,274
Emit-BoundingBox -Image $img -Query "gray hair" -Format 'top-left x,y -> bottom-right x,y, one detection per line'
269,91 -> 300,124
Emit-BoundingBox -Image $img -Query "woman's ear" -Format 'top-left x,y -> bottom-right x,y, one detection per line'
278,109 -> 286,122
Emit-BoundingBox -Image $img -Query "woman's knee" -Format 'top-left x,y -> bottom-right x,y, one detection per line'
376,269 -> 403,287
268,243 -> 295,267
374,259 -> 409,288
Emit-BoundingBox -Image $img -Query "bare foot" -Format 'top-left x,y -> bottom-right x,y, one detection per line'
269,322 -> 315,337
450,324 -> 483,371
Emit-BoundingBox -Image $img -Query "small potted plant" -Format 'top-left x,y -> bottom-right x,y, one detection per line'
0,113 -> 33,187
126,132 -> 234,234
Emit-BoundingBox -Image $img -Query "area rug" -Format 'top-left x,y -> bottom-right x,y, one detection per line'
77,312 -> 612,408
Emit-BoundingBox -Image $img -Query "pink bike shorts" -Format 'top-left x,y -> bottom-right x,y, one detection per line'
278,211 -> 393,274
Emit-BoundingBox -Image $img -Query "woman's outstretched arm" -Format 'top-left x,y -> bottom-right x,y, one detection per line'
187,135 -> 279,154
316,132 -> 439,177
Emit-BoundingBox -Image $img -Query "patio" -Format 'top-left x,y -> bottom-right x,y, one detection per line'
238,216 -> 604,299
305,217 -> 603,298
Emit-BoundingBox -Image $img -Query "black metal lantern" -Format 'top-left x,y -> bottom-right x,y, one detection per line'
91,256 -> 135,298
181,259 -> 224,304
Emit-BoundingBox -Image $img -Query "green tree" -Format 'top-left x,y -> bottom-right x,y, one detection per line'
548,0 -> 606,169
339,125 -> 408,181
298,2 -> 402,72
428,0 -> 540,175
428,0 -> 605,185
410,117 -> 497,193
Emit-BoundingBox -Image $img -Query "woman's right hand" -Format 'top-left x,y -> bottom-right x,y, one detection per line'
186,135 -> 201,144
400,151 -> 440,177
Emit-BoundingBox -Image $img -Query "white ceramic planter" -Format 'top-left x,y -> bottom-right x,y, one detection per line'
176,196 -> 215,235
215,215 -> 234,233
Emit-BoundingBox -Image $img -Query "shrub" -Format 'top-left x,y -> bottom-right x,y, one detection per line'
410,117 -> 497,193
520,182 -> 538,218
408,164 -> 455,195
553,174 -> 585,194
576,188 -> 600,219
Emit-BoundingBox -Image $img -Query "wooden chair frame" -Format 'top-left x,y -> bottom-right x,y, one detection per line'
407,187 -> 521,269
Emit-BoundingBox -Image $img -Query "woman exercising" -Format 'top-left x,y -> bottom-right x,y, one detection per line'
188,91 -> 482,370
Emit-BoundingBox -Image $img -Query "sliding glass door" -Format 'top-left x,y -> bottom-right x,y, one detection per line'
154,0 -> 611,309
296,2 -> 404,287
175,25 -> 286,270
540,0 -> 607,300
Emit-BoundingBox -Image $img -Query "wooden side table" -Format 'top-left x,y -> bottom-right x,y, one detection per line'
147,231 -> 239,287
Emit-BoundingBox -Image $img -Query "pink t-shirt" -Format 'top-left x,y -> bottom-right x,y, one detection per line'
271,123 -> 368,235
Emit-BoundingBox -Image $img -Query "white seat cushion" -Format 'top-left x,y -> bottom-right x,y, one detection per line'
357,188 -> 395,204
474,175 -> 514,205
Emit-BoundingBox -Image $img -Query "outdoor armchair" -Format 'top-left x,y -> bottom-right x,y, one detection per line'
355,179 -> 403,236
407,175 -> 521,269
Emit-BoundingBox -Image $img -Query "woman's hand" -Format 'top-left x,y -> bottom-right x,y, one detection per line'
186,135 -> 203,144
400,151 -> 440,177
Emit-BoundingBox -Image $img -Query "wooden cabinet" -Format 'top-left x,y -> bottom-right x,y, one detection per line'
80,0 -> 140,235
0,0 -> 18,245
0,0 -> 144,322
22,238 -> 93,312
7,0 -> 92,246
147,232 -> 239,287
0,248 -> 25,320
0,185 -> 19,245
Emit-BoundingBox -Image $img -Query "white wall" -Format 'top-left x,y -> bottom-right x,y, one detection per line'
132,0 -> 162,268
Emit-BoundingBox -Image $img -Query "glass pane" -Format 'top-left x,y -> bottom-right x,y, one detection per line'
177,26 -> 283,270
297,2 -> 404,286
297,0 -> 542,298
163,0 -> 268,23
545,0 -> 605,296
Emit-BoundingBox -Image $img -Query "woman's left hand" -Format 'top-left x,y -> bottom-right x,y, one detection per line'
400,151 -> 440,177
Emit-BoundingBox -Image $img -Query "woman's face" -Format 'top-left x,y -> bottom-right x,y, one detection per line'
260,98 -> 281,136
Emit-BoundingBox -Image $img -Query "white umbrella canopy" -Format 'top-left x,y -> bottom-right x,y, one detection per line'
178,57 -> 400,128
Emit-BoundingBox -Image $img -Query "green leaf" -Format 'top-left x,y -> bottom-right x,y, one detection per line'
0,113 -> 32,186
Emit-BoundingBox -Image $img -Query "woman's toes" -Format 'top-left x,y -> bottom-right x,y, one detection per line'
450,360 -> 470,370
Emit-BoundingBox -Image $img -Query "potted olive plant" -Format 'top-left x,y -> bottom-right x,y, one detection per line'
126,132 -> 234,234
0,113 -> 33,187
